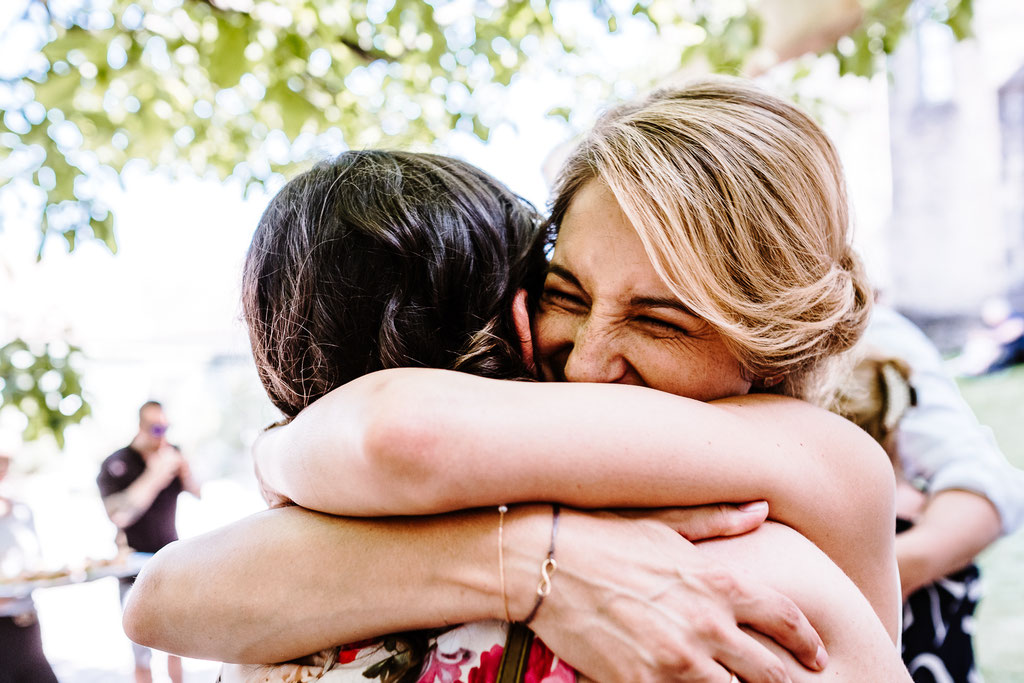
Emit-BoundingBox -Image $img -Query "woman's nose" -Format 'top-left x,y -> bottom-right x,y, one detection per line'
562,318 -> 628,384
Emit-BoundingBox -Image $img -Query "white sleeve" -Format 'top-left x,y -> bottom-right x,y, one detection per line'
864,307 -> 1024,535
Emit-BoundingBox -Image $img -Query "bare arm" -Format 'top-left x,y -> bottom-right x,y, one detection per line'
102,451 -> 181,528
125,503 -> 835,683
542,519 -> 909,681
257,370 -> 879,522
256,367 -> 899,634
896,488 -> 1001,599
126,506 -> 509,663
696,523 -> 911,682
177,456 -> 202,499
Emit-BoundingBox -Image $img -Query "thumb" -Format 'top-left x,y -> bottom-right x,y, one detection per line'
656,501 -> 769,541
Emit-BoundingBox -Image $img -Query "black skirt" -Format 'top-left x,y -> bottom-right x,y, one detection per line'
0,612 -> 58,683
898,518 -> 982,683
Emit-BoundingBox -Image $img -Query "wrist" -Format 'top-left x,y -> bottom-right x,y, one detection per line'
502,504 -> 559,622
895,528 -> 936,596
136,467 -> 166,492
406,506 -> 545,627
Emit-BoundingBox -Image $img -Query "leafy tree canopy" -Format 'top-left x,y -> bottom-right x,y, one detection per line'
0,339 -> 89,449
0,0 -> 972,446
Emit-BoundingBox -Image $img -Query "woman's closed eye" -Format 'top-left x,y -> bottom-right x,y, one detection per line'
634,315 -> 688,336
541,287 -> 587,310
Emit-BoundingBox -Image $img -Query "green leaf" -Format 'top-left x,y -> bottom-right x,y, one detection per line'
42,26 -> 107,64
266,80 -> 319,138
546,105 -> 572,121
472,116 -> 490,142
946,0 -> 974,40
92,213 -> 117,253
32,72 -> 81,109
207,17 -> 251,88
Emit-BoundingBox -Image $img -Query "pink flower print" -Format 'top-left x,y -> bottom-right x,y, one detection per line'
525,639 -> 576,683
337,638 -> 379,664
418,645 -> 474,683
467,644 -> 504,683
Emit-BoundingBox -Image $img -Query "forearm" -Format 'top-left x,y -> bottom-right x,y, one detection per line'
104,472 -> 167,528
259,369 -> 881,527
700,524 -> 907,678
257,368 -> 896,606
123,504 -> 552,663
896,489 -> 1001,598
180,470 -> 202,498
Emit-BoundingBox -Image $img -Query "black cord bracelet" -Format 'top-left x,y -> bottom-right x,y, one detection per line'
521,503 -> 560,625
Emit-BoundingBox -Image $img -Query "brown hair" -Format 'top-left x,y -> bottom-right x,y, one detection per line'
547,77 -> 873,404
243,150 -> 547,418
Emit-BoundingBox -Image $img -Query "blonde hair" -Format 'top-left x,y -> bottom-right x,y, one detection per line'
549,77 -> 873,404
833,350 -> 916,461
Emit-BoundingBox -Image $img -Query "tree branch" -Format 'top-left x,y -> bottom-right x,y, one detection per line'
185,0 -> 392,63
339,35 -> 390,63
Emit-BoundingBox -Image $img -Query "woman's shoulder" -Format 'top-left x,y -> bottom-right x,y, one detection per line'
716,393 -> 885,454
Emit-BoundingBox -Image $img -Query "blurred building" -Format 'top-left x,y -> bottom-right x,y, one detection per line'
885,0 -> 1024,348
999,63 -> 1024,307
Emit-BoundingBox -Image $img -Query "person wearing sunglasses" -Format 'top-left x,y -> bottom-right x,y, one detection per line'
97,400 -> 200,683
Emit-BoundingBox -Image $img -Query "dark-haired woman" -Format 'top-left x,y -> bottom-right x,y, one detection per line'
128,80 -> 910,683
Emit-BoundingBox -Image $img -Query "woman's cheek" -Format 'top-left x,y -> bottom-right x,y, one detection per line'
533,307 -> 576,350
532,309 -> 577,380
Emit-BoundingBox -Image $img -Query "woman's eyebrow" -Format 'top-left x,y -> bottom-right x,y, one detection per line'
629,295 -> 697,317
545,264 -> 584,289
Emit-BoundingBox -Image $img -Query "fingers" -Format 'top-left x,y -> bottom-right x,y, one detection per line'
735,586 -> 827,673
648,502 -> 769,541
714,631 -> 792,683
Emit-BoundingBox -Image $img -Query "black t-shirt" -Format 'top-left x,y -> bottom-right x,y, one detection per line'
97,445 -> 182,553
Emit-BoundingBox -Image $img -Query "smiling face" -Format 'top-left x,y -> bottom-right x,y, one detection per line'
533,180 -> 752,401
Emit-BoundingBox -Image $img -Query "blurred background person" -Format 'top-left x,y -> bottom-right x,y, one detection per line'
951,297 -> 1024,376
839,306 -> 1024,682
97,401 -> 200,683
0,436 -> 59,683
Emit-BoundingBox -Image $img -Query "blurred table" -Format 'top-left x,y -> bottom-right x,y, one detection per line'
0,552 -> 153,599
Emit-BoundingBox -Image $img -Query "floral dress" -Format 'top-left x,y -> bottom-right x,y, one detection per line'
220,620 -> 576,683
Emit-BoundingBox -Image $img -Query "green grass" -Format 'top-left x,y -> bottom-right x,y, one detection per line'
957,365 -> 1024,679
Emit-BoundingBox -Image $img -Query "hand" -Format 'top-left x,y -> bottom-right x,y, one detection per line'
614,500 -> 770,541
526,507 -> 826,683
146,447 -> 183,487
177,456 -> 192,480
894,481 -> 926,523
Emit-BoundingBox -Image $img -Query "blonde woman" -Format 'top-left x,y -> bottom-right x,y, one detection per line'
127,80 -> 910,682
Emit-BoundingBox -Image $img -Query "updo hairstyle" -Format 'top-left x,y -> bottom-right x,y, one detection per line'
548,78 -> 873,404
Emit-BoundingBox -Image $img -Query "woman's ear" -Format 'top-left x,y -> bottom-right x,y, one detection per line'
512,289 -> 535,373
